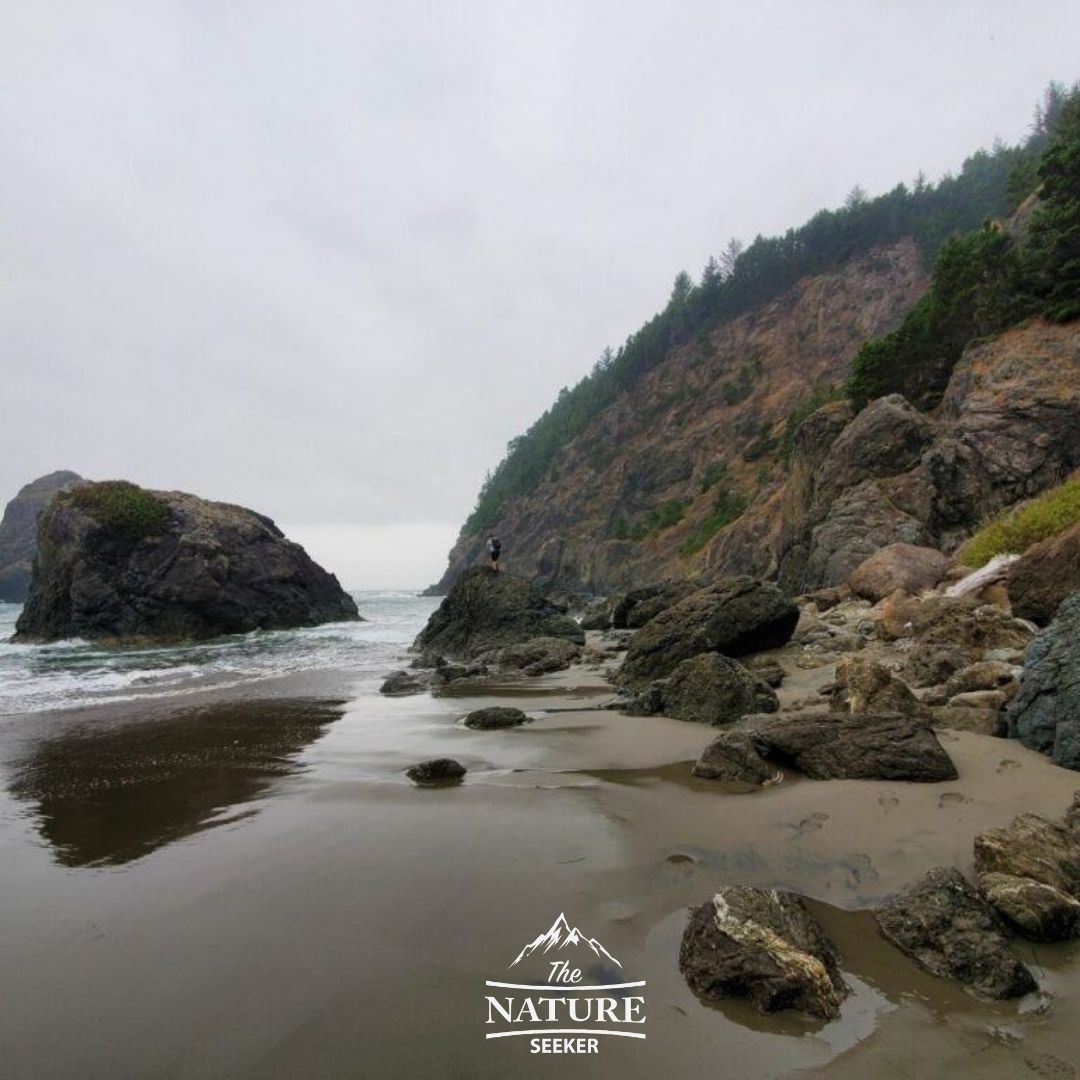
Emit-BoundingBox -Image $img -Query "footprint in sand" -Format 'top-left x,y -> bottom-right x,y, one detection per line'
1024,1052 -> 1077,1079
878,795 -> 900,811
997,759 -> 1022,774
789,812 -> 830,838
938,792 -> 970,808
664,853 -> 697,875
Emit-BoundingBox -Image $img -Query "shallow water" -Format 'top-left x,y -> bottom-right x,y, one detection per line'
1,602 -> 1079,1079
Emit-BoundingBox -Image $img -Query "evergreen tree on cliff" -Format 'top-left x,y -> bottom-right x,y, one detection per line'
1029,93 -> 1080,322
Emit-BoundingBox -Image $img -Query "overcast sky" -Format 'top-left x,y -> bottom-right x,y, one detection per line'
2,2 -> 1077,587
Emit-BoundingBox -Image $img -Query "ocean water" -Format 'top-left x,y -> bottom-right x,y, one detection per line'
0,590 -> 439,716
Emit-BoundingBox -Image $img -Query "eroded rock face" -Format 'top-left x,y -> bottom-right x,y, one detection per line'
1008,523 -> 1080,625
14,483 -> 359,643
848,543 -> 949,602
874,866 -> 1036,999
627,652 -> 778,725
679,887 -> 849,1019
617,577 -> 798,687
0,470 -> 82,602
1007,592 -> 1080,769
414,568 -> 583,660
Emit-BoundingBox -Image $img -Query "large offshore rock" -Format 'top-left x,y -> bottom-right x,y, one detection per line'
617,576 -> 798,687
414,567 -> 584,660
1007,592 -> 1080,768
0,470 -> 82,602
875,867 -> 1037,999
1008,523 -> 1080,625
14,481 -> 359,642
679,887 -> 849,1019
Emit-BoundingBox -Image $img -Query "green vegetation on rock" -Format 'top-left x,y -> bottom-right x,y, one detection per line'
848,82 -> 1080,411
70,481 -> 170,540
463,95 -> 1055,535
680,489 -> 748,555
957,477 -> 1080,567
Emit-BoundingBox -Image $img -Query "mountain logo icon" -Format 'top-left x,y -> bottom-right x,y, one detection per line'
509,913 -> 622,969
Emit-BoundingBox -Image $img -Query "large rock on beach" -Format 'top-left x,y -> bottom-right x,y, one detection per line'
475,636 -> 582,675
14,481 -> 359,643
1007,592 -> 1080,768
1008,523 -> 1080,625
679,887 -> 849,1019
829,655 -> 926,717
875,866 -> 1037,999
406,758 -> 466,785
0,470 -> 83,602
617,576 -> 798,687
414,567 -> 583,660
847,543 -> 949,602
462,707 -> 529,730
627,652 -> 777,725
693,711 -> 957,785
611,580 -> 697,629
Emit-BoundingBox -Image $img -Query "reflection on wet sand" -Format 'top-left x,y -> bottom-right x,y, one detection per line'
7,698 -> 346,867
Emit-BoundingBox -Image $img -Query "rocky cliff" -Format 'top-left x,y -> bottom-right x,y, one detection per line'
0,470 -> 83,602
14,481 -> 359,642
432,241 -> 928,594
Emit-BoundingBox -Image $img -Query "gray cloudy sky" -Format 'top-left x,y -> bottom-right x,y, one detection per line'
2,2 -> 1077,586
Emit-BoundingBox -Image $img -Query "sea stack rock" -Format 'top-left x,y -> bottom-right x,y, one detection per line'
413,566 -> 583,660
14,480 -> 359,642
0,470 -> 83,602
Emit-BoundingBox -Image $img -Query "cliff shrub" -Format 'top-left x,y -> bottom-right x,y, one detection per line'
71,481 -> 170,540
956,477 -> 1080,567
680,489 -> 748,555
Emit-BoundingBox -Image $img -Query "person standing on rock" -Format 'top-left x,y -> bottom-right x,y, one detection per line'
486,535 -> 502,574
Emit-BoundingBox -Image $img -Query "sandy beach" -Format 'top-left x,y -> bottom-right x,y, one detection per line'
0,628 -> 1077,1080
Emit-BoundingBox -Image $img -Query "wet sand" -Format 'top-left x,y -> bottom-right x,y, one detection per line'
1,650 -> 1078,1078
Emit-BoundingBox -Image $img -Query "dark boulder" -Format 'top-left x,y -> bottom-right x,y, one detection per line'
1007,592 -> 1080,769
475,636 -> 582,676
14,481 -> 359,643
691,732 -> 780,784
874,866 -> 1037,999
679,887 -> 849,1019
413,567 -> 583,660
617,577 -> 798,687
579,596 -> 615,631
405,758 -> 466,784
627,653 -> 777,725
380,670 -> 429,697
0,470 -> 82,602
1008,523 -> 1080,625
463,707 -> 529,730
612,580 -> 698,629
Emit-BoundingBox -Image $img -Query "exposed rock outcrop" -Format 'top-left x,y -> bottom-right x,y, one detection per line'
874,866 -> 1037,999
617,576 -> 798,687
679,887 -> 849,1019
414,567 -> 583,660
828,655 -> 926,717
474,636 -> 582,675
1007,592 -> 1080,769
14,481 -> 359,643
0,470 -> 82,602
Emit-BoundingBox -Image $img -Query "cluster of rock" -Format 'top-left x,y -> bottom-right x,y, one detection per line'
680,794 -> 1080,1018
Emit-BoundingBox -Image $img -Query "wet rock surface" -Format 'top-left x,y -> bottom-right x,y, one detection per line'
874,866 -> 1037,999
405,759 -> 467,785
462,707 -> 529,730
679,887 -> 850,1020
